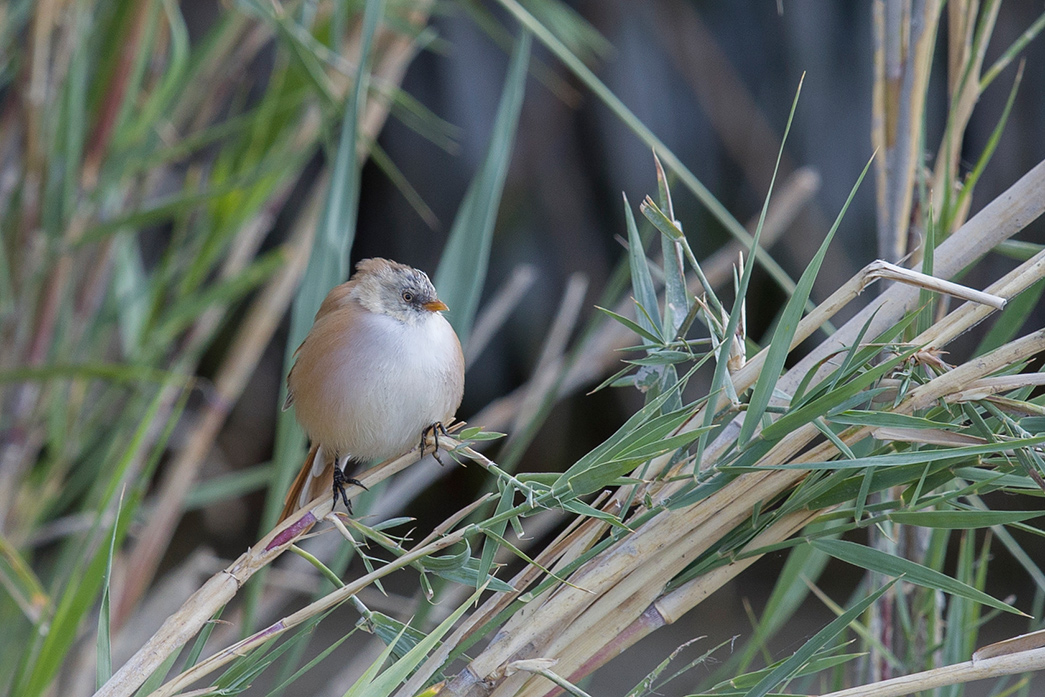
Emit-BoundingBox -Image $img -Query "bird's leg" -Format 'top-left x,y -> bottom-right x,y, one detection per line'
331,454 -> 367,515
420,422 -> 450,465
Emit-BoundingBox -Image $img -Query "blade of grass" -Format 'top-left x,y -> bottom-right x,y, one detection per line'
654,154 -> 688,341
740,152 -> 874,446
622,193 -> 662,343
348,585 -> 486,697
812,538 -> 1024,615
743,580 -> 894,697
695,75 -> 805,468
495,0 -> 804,303
435,31 -> 531,342
96,490 -> 126,690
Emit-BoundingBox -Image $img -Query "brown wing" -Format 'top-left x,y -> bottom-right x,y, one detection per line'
282,281 -> 356,413
278,443 -> 334,522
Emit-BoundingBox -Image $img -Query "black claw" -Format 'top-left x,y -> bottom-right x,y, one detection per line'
420,422 -> 450,465
332,465 -> 366,514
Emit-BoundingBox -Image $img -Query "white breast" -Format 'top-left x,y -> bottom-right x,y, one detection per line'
301,310 -> 463,461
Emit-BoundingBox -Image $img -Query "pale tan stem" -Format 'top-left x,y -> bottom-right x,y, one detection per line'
518,510 -> 822,697
817,646 -> 1045,697
95,446 -> 425,697
864,260 -> 1007,310
147,528 -> 469,697
873,0 -> 942,262
393,497 -> 616,697
466,265 -> 538,366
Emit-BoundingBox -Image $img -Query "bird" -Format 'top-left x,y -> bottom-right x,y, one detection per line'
279,258 -> 465,522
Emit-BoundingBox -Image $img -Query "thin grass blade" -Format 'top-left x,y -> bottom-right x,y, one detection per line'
812,538 -> 1024,615
740,152 -> 874,446
435,32 -> 531,342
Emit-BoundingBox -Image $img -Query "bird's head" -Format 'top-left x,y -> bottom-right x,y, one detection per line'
352,258 -> 448,324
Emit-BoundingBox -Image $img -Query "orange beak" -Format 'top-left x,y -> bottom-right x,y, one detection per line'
423,299 -> 449,312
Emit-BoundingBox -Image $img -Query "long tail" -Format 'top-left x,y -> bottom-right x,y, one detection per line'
278,443 -> 334,523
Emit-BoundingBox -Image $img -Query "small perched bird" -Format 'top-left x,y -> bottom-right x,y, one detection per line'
279,258 -> 465,521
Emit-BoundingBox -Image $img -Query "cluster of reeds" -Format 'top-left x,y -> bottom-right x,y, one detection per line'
0,0 -> 440,692
4,1 -> 1045,697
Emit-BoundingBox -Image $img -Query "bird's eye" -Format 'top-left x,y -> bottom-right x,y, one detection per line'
402,291 -> 414,302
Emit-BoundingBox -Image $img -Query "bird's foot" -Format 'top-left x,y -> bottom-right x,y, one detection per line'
332,464 -> 367,515
420,422 -> 450,465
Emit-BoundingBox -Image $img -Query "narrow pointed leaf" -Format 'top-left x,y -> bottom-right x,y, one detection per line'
812,539 -> 1024,615
744,580 -> 894,697
740,154 -> 874,445
436,32 -> 531,342
622,193 -> 662,342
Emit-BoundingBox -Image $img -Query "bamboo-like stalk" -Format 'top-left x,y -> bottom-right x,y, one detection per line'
393,495 -> 620,697
146,524 -> 470,697
506,274 -> 589,442
535,509 -> 823,697
872,0 -> 942,262
932,0 -> 1001,231
816,646 -> 1045,697
95,444 -> 429,697
465,265 -> 538,366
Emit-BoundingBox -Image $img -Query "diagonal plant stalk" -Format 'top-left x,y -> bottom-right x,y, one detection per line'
96,440 -> 442,697
817,645 -> 1045,697
872,0 -> 942,262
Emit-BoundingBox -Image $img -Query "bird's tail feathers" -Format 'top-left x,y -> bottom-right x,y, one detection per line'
278,443 -> 335,523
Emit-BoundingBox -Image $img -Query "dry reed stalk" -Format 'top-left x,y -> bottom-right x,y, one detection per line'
863,261 -> 1007,309
96,444 -> 433,697
446,469 -> 805,696
653,0 -> 796,196
505,273 -> 589,448
145,452 -> 506,697
872,0 -> 942,262
393,496 -> 619,697
500,498 -> 801,697
144,525 -> 472,697
536,509 -> 823,694
932,0 -> 1000,231
466,265 -> 538,366
817,646 -> 1045,697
